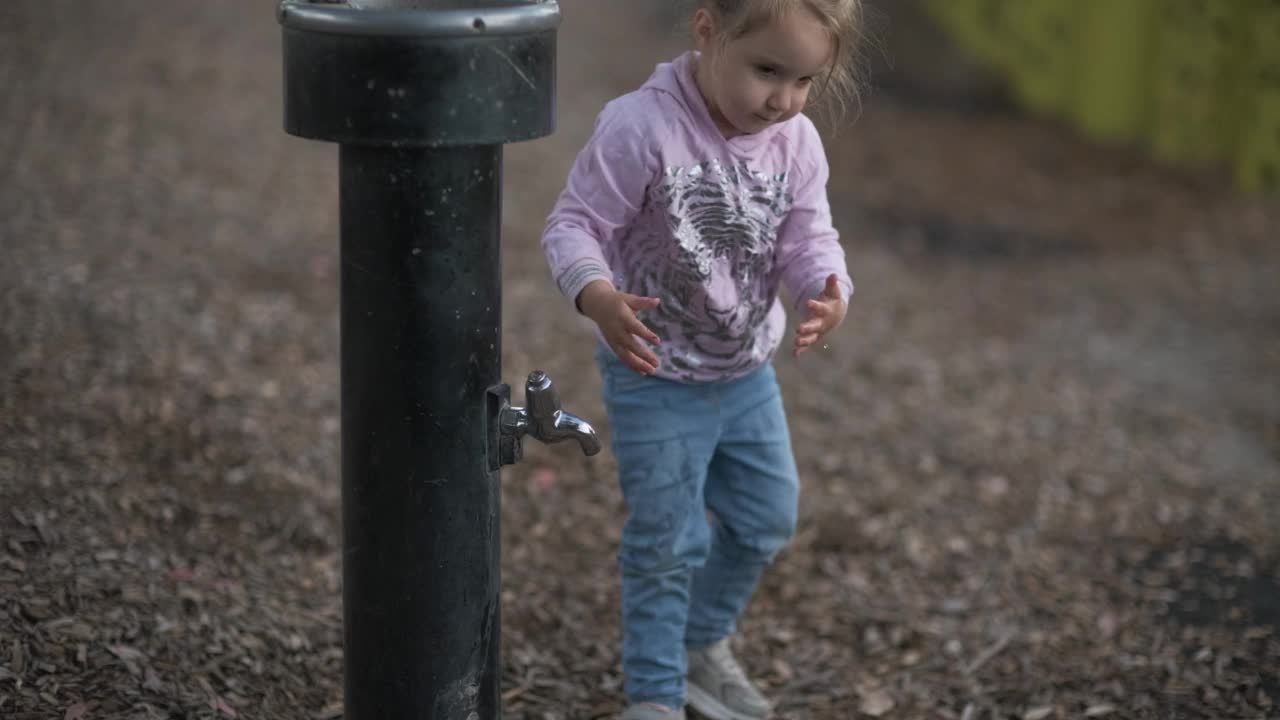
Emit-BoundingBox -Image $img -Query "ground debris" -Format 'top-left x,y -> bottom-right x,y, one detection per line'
1,1 -> 1277,719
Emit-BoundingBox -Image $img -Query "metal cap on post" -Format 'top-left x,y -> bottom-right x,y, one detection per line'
281,0 -> 559,146
278,3 -> 586,719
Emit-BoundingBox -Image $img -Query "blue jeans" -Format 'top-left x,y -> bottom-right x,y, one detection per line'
595,346 -> 800,708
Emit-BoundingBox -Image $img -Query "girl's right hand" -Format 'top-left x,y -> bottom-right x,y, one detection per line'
576,280 -> 662,375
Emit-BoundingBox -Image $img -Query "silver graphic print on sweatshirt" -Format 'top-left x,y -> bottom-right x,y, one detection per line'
616,159 -> 793,380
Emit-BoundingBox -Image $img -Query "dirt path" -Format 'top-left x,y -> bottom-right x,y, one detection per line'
2,2 -> 1277,718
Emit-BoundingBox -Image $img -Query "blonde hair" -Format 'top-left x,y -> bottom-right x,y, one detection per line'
698,0 -> 867,127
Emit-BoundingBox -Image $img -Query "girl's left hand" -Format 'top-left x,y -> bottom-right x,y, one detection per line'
793,274 -> 847,356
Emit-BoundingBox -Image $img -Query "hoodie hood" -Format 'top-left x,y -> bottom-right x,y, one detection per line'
640,50 -> 789,156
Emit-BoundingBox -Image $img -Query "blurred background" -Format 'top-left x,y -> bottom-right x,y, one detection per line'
900,0 -> 1280,194
1,1 -> 1277,718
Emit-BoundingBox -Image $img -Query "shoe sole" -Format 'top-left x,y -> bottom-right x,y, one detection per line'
686,684 -> 769,720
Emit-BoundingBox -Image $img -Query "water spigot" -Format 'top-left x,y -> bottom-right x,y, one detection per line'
494,371 -> 600,467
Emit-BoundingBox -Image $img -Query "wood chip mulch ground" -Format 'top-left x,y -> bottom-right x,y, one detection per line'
2,2 -> 1277,718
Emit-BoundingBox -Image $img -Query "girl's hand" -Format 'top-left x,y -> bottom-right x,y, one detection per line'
577,280 -> 663,375
793,274 -> 847,357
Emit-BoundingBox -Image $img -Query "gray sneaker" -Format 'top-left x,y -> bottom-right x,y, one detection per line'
622,703 -> 686,720
686,638 -> 772,720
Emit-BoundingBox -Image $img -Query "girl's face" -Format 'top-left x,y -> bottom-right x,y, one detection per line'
694,7 -> 834,137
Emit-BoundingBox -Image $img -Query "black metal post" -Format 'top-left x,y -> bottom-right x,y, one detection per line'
279,2 -> 598,718
340,144 -> 504,717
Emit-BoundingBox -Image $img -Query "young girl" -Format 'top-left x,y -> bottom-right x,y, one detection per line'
541,1 -> 863,717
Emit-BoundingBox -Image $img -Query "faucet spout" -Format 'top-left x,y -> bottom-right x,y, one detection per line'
546,410 -> 601,456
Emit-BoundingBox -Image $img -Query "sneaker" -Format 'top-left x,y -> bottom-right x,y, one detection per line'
686,638 -> 772,720
622,703 -> 686,720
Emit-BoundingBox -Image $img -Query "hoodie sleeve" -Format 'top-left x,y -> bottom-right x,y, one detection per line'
774,118 -> 854,314
541,95 -> 663,310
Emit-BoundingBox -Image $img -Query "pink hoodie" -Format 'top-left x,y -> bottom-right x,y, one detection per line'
541,51 -> 853,383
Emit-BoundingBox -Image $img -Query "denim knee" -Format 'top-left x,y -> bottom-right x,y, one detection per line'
615,443 -> 710,576
714,512 -> 795,564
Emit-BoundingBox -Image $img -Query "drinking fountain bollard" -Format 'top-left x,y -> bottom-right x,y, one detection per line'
278,2 -> 599,718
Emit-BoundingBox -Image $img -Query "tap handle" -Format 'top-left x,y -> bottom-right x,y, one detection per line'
524,371 -> 560,432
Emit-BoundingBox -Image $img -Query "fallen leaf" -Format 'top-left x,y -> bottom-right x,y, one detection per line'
64,703 -> 89,720
1096,611 -> 1119,638
108,645 -> 145,662
107,645 -> 146,677
144,667 -> 165,692
213,695 -> 238,718
859,689 -> 895,717
313,703 -> 344,720
1084,704 -> 1116,717
1023,707 -> 1053,720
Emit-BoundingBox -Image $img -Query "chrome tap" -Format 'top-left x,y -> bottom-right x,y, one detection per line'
495,371 -> 600,466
